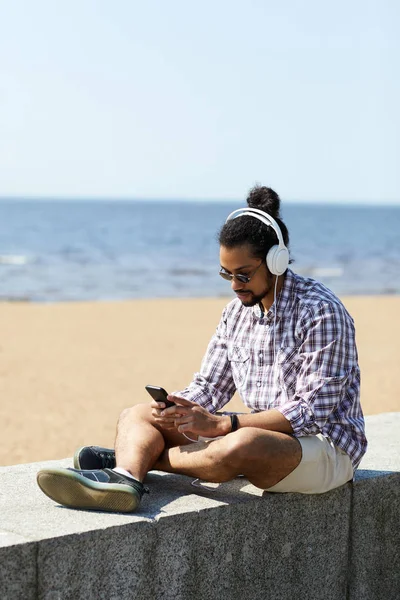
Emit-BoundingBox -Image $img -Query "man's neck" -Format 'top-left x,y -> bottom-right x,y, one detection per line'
261,274 -> 285,313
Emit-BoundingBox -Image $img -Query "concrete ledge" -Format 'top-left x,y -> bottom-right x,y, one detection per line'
1,413 -> 399,600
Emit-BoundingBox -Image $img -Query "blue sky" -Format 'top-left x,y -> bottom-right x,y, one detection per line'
0,1 -> 399,203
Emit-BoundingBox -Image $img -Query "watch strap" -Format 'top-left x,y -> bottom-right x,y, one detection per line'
230,414 -> 239,432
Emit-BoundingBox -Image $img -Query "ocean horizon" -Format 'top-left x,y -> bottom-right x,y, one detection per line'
0,199 -> 399,302
1,196 -> 399,206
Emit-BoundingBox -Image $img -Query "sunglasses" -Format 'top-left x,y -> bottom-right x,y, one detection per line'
219,261 -> 263,284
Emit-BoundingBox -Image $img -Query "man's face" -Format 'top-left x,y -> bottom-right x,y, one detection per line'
219,245 -> 273,307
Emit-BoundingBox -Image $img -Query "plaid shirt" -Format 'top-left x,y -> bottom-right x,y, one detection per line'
176,269 -> 367,469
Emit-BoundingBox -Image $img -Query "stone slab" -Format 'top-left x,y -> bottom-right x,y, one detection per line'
350,412 -> 400,600
349,473 -> 400,600
0,412 -> 399,600
33,487 -> 352,600
0,539 -> 37,600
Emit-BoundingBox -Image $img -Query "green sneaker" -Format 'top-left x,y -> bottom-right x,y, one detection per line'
37,467 -> 148,513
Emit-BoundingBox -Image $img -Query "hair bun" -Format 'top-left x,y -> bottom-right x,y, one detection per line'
246,185 -> 281,219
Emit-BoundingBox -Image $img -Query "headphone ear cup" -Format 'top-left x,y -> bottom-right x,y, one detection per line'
266,245 -> 280,275
266,245 -> 289,276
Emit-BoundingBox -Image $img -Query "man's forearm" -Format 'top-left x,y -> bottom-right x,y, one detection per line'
218,409 -> 294,436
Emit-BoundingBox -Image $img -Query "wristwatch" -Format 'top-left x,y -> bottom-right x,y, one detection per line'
230,414 -> 239,432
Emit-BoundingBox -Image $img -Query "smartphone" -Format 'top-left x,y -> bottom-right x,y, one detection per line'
145,385 -> 175,408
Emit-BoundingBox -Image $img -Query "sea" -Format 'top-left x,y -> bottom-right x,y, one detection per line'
0,199 -> 399,302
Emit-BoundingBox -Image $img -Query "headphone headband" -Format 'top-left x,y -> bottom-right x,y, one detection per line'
224,207 -> 289,276
225,207 -> 285,248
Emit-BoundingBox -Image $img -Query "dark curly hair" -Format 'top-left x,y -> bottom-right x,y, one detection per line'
218,185 -> 291,263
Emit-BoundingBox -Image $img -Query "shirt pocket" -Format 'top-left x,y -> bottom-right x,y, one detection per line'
278,346 -> 300,393
228,344 -> 250,389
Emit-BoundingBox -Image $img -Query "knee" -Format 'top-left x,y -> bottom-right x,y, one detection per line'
221,428 -> 265,466
202,429 -> 246,468
118,403 -> 152,425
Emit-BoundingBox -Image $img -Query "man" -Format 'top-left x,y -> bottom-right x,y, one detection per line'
37,186 -> 367,513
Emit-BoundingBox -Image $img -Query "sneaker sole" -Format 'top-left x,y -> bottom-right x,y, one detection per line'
37,469 -> 141,513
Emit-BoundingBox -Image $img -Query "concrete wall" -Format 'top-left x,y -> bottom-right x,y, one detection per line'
1,413 -> 399,600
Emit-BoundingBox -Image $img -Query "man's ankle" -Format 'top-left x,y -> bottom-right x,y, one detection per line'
113,466 -> 142,483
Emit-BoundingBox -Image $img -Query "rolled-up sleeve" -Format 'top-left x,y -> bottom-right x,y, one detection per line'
278,301 -> 359,437
174,307 -> 237,413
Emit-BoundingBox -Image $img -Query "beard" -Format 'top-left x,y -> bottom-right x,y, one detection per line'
236,285 -> 271,307
235,273 -> 275,307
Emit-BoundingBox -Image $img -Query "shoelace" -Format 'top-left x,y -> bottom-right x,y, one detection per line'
99,452 -> 116,469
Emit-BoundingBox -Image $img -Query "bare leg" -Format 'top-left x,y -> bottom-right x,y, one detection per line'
155,427 -> 302,490
114,404 -> 192,481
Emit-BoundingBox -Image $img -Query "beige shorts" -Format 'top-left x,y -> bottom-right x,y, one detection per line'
265,433 -> 354,494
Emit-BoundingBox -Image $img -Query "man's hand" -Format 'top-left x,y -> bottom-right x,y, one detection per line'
151,395 -> 230,438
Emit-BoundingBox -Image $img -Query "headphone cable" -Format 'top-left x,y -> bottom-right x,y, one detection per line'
273,274 -> 279,367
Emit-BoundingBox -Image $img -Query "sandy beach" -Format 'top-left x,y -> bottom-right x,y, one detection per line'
1,295 -> 399,466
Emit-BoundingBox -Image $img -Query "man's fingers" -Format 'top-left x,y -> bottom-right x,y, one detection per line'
161,407 -> 190,418
177,422 -> 196,433
168,395 -> 196,407
174,415 -> 193,426
150,400 -> 164,409
174,417 -> 196,432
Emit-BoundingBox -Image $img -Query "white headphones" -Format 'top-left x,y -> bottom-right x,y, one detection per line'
225,207 -> 289,276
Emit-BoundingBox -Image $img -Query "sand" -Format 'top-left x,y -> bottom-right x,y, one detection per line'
1,295 -> 399,466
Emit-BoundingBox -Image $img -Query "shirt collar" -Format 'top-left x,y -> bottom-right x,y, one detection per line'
252,269 -> 296,323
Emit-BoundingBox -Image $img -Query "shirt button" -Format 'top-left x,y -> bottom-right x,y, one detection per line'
257,382 -> 262,387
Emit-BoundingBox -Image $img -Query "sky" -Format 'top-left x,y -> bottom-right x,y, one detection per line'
0,0 -> 399,203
